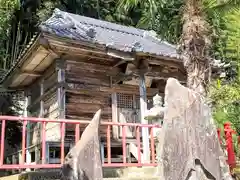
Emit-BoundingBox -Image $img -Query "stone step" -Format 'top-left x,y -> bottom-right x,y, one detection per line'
104,178 -> 159,180
0,175 -> 159,180
0,166 -> 158,179
104,166 -> 157,178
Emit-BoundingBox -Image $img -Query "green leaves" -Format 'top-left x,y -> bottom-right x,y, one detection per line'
0,0 -> 19,36
209,0 -> 240,14
209,79 -> 240,136
117,0 -> 240,153
117,0 -> 183,43
0,0 -> 19,69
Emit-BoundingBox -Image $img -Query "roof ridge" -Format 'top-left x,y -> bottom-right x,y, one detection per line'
143,30 -> 177,48
53,8 -> 145,38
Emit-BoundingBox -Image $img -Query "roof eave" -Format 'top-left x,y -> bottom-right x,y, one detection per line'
43,33 -> 183,62
1,34 -> 42,88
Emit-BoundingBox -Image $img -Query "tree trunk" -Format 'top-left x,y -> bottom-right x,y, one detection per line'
180,0 -> 211,96
179,1 -> 234,179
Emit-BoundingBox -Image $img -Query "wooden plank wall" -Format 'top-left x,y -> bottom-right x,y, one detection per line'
42,63 -> 61,142
29,63 -> 61,144
64,59 -> 159,140
28,81 -> 40,146
65,60 -> 113,138
28,57 -> 161,142
43,63 -> 58,119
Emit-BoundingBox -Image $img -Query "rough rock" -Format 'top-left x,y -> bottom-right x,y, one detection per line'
60,109 -> 103,180
158,78 -> 232,180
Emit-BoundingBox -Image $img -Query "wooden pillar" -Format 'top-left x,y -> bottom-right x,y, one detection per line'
56,58 -> 66,159
34,80 -> 44,164
24,91 -> 31,168
111,93 -> 119,139
39,80 -> 44,117
111,77 -> 119,139
139,73 -> 150,162
56,58 -> 66,119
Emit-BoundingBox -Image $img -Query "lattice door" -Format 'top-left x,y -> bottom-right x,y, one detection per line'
117,93 -> 153,138
117,93 -> 137,138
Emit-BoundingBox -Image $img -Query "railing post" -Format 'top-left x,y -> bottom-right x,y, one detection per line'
24,91 -> 31,169
224,122 -> 236,169
237,135 -> 240,159
217,128 -> 221,145
0,120 -> 6,165
139,73 -> 150,163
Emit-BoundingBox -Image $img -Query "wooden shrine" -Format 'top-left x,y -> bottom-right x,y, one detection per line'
1,9 -> 186,164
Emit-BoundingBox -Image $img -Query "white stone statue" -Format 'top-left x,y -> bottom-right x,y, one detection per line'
144,94 -> 165,138
144,94 -> 166,176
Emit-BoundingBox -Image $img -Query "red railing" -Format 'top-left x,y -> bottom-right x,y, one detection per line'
0,116 -> 160,170
221,122 -> 237,169
0,116 -> 238,171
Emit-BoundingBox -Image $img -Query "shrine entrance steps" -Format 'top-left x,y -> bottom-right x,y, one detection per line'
0,167 -> 159,180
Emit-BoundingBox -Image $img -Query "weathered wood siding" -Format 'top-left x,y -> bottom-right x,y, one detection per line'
43,64 -> 58,119
64,59 -> 157,139
30,63 -> 61,144
65,60 -> 113,138
28,81 -> 41,146
43,64 -> 60,142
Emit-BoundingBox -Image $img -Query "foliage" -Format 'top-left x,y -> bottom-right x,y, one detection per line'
117,0 -> 240,154
116,0 -> 240,57
210,80 -> 240,134
0,0 -> 19,70
0,0 -> 22,147
209,8 -> 240,136
36,0 -> 123,25
0,94 -> 22,147
0,0 -> 19,40
222,10 -> 240,63
116,0 -> 183,43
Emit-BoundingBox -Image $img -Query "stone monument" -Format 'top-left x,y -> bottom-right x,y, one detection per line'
157,78 -> 233,180
60,109 -> 103,180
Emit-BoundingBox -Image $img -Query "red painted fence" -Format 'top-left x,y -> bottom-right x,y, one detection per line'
0,116 -> 237,170
218,122 -> 237,170
0,116 -> 160,169
223,122 -> 237,169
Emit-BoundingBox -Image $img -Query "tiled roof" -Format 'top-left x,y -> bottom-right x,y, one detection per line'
40,8 -> 182,59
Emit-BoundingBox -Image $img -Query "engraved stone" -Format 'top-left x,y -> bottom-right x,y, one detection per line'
60,110 -> 103,180
158,78 -> 232,180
